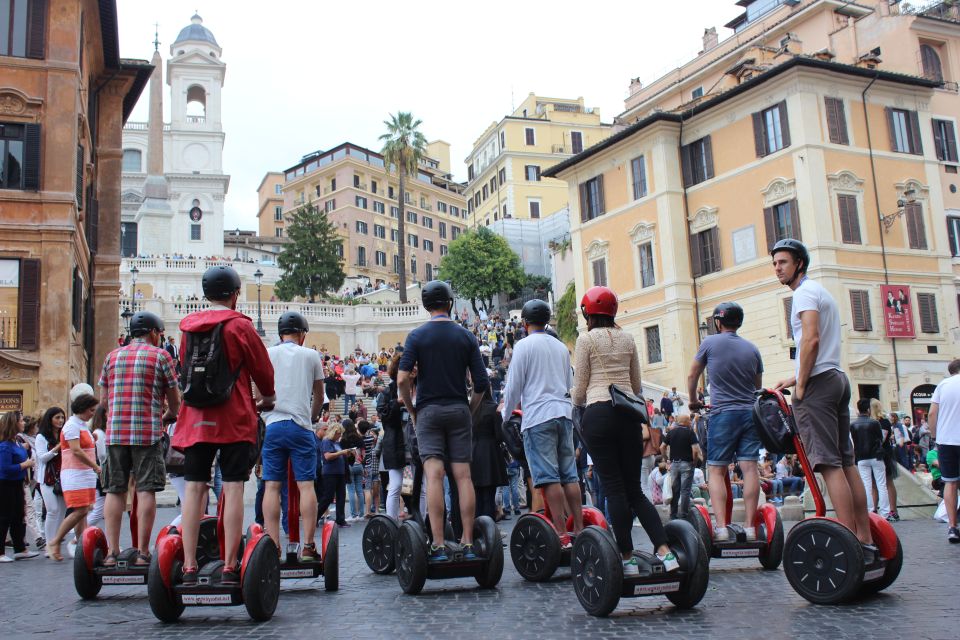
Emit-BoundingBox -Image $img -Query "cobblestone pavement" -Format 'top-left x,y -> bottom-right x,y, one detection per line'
1,507 -> 956,639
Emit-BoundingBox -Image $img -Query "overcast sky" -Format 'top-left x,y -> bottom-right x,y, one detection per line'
117,0 -> 739,230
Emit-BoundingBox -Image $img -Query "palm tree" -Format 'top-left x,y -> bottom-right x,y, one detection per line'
380,112 -> 427,304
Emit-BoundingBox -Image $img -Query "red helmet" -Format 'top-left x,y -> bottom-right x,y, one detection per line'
580,286 -> 618,319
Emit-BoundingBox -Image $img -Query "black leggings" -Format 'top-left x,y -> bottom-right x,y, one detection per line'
0,480 -> 26,555
581,402 -> 667,554
316,473 -> 346,525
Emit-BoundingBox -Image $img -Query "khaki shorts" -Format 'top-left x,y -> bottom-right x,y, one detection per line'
792,369 -> 854,470
104,441 -> 167,493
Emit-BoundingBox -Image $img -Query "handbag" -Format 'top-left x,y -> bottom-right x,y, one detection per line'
44,454 -> 63,495
400,465 -> 414,496
588,330 -> 649,424
162,424 -> 186,475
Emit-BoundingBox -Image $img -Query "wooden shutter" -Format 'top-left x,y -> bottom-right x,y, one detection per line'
905,203 -> 927,249
680,144 -> 694,187
71,267 -> 82,333
23,123 -> 41,190
703,136 -> 715,179
18,259 -> 41,351
933,120 -> 946,160
689,232 -> 703,278
75,145 -> 84,210
752,111 -> 766,157
825,97 -> 849,145
946,120 -> 959,162
838,194 -> 862,244
784,297 -> 794,340
778,101 -> 791,148
885,107 -> 898,151
596,175 -> 605,215
936,119 -> 959,162
763,206 -> 776,251
949,217 -> 959,256
789,198 -> 802,241
908,111 -> 923,155
709,226 -> 721,271
26,0 -> 47,59
917,293 -> 939,333
578,183 -> 588,222
849,290 -> 872,331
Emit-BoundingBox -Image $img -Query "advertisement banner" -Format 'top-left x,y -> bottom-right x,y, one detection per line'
881,285 -> 915,338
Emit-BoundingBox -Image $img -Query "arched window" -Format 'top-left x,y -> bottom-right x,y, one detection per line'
122,149 -> 142,172
921,44 -> 943,82
186,85 -> 207,121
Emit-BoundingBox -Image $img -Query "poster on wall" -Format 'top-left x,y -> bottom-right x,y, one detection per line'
0,392 -> 23,412
881,284 -> 915,338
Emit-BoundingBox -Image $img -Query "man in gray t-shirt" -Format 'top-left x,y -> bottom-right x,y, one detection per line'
687,302 -> 763,540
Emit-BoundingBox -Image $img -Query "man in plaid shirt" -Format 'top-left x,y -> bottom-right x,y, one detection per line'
98,310 -> 180,566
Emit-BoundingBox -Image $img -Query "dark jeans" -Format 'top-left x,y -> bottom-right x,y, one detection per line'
0,479 -> 27,555
669,461 -> 694,519
317,473 -> 347,525
582,402 -> 667,554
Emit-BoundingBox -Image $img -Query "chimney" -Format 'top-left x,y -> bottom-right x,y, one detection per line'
702,27 -> 719,53
629,77 -> 643,97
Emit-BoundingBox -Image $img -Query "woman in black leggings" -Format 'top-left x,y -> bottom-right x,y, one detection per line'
571,286 -> 678,577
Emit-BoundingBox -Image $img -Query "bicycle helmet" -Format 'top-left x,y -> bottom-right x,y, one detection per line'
202,265 -> 242,301
712,302 -> 744,329
129,311 -> 165,337
521,299 -> 551,326
580,286 -> 618,319
278,311 -> 309,335
421,280 -> 454,312
770,238 -> 809,286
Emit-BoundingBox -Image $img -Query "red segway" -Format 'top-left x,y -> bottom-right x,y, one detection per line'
755,389 -> 902,604
685,408 -> 784,570
278,460 -> 338,589
147,498 -> 281,622
74,492 -> 220,599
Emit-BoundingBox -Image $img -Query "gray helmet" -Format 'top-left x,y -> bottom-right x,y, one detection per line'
712,302 -> 744,329
521,299 -> 551,326
202,265 -> 242,301
278,311 -> 309,335
421,280 -> 453,312
770,238 -> 810,273
129,311 -> 164,337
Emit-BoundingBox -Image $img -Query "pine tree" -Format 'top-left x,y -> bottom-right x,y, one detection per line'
275,202 -> 345,302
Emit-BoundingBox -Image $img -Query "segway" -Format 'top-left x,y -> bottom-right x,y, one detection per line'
685,408 -> 784,570
277,460 -> 339,589
754,389 -> 902,605
74,492 -> 220,599
147,499 -> 281,622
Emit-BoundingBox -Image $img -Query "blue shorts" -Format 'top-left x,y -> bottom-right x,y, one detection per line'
262,420 -> 318,482
939,444 -> 960,482
707,409 -> 761,466
522,417 -> 578,487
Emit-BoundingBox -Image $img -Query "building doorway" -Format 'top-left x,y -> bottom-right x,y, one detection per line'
858,384 -> 881,403
910,384 -> 937,425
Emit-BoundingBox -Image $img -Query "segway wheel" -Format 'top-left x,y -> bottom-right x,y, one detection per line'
396,521 -> 428,595
323,524 -> 340,592
243,536 -> 281,622
147,553 -> 184,623
685,508 -> 712,558
570,526 -> 622,617
73,542 -> 103,600
474,515 -> 504,589
664,519 -> 709,609
783,519 -> 864,605
510,514 -> 561,582
860,537 -> 902,596
362,515 -> 398,574
759,510 -> 784,571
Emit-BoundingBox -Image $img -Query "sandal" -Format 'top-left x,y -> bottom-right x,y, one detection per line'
132,552 -> 151,567
102,552 -> 119,568
47,543 -> 63,562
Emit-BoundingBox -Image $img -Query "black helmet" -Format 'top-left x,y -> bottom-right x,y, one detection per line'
421,280 -> 453,311
202,265 -> 242,301
278,311 -> 309,335
129,310 -> 164,337
770,238 -> 810,273
521,299 -> 551,326
712,302 -> 744,329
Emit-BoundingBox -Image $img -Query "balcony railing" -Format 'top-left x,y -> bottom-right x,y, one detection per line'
186,115 -> 206,124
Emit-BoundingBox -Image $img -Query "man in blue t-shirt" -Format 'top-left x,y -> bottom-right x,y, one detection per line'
687,302 -> 763,541
398,281 -> 489,562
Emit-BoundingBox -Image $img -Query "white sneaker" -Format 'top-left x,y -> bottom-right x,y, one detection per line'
657,551 -> 680,572
622,557 -> 640,577
743,526 -> 757,542
713,527 -> 730,542
14,550 -> 39,560
0,555 -> 13,563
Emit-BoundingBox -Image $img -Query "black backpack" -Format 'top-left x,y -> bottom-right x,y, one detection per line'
752,390 -> 797,454
180,322 -> 240,407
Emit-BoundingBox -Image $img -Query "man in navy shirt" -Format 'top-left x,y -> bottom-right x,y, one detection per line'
398,281 -> 488,562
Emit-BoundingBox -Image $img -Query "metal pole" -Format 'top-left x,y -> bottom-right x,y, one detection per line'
256,282 -> 265,336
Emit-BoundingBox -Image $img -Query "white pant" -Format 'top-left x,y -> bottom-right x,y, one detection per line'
32,488 -> 44,538
23,484 -> 41,542
168,475 -> 187,527
857,458 -> 890,517
87,493 -> 106,531
39,484 -> 66,544
385,468 -> 404,520
641,455 -> 656,501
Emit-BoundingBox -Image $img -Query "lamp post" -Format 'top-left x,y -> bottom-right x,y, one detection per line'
234,227 -> 240,260
254,268 -> 265,336
698,320 -> 710,399
305,284 -> 312,303
121,307 -> 133,334
129,265 -> 139,305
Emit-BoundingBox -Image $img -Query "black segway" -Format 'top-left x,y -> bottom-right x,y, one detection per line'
277,460 -> 339,589
755,389 -> 902,604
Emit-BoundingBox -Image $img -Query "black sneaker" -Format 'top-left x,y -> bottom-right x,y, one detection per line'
428,544 -> 449,562
462,543 -> 478,561
861,543 -> 879,565
181,567 -> 198,586
948,527 -> 960,544
221,565 -> 240,586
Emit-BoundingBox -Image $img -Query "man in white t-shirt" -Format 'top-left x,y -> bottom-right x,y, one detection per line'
771,239 -> 875,554
929,358 -> 960,543
261,311 -> 326,560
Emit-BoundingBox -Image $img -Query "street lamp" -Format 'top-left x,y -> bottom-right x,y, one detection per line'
234,227 -> 240,260
121,307 -> 133,333
698,320 -> 710,398
305,284 -> 312,303
254,268 -> 265,336
129,265 -> 139,303
880,188 -> 918,232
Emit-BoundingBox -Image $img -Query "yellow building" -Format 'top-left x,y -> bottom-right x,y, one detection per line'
281,141 -> 467,288
465,94 -> 611,228
547,0 -> 960,419
256,171 -> 285,239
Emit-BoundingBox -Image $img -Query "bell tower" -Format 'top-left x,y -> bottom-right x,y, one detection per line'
168,14 -> 225,139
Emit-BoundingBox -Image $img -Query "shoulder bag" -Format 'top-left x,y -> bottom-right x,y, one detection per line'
588,330 -> 650,425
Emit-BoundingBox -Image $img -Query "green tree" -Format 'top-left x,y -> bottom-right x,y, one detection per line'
521,273 -> 552,298
275,202 -> 345,302
554,281 -> 579,346
439,227 -> 525,315
380,112 -> 428,304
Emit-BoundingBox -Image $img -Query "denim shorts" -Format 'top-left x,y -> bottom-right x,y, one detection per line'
262,419 -> 318,482
522,417 -> 579,487
707,408 -> 761,466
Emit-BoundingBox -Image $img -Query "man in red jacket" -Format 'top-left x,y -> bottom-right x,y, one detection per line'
173,266 -> 275,586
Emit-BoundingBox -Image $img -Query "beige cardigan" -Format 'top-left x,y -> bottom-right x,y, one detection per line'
571,327 -> 642,407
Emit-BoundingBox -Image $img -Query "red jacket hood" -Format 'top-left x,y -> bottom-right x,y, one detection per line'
179,308 -> 250,332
